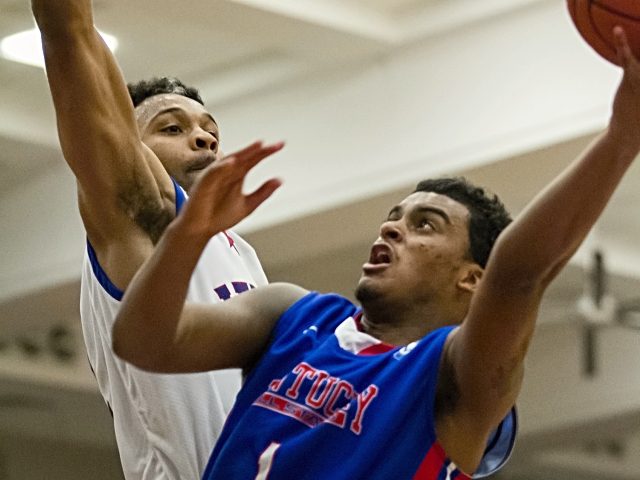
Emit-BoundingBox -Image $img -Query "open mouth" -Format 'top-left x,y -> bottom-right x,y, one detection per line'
363,243 -> 393,272
369,244 -> 392,265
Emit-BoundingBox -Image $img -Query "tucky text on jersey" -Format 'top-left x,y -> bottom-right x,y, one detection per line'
253,361 -> 379,435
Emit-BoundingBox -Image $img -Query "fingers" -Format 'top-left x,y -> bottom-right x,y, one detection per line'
224,140 -> 284,167
245,178 -> 282,213
613,26 -> 637,69
223,140 -> 265,161
199,140 -> 284,188
217,141 -> 284,186
235,141 -> 285,174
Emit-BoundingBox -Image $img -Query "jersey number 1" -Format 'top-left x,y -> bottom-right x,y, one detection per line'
256,442 -> 281,480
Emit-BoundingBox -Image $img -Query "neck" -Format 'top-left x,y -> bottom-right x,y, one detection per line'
359,299 -> 456,346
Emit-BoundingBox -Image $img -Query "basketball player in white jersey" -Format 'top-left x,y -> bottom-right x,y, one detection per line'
31,1 -> 282,479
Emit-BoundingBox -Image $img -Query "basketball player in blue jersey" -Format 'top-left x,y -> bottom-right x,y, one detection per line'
32,1 -> 283,479
114,27 -> 640,479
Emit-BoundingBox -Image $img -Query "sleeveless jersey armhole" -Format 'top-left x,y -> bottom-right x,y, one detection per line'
472,407 -> 517,478
418,327 -> 518,479
85,177 -> 185,301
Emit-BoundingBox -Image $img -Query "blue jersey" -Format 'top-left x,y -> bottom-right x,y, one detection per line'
203,293 -> 516,480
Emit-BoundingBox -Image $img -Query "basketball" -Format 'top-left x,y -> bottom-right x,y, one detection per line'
568,0 -> 640,65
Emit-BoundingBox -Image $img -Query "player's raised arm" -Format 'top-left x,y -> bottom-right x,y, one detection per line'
441,26 -> 640,467
112,141 -> 306,373
31,0 -> 173,244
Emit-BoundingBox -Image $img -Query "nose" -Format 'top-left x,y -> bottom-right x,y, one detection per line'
192,128 -> 218,151
380,221 -> 403,242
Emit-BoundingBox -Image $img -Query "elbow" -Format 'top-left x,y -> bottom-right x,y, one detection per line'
112,320 -> 148,369
497,256 -> 572,294
112,338 -> 161,372
112,320 -> 170,373
488,235 -> 571,292
111,320 -> 134,364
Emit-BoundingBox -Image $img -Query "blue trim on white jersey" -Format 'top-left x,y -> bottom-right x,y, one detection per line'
172,177 -> 186,213
86,177 -> 185,301
86,240 -> 124,301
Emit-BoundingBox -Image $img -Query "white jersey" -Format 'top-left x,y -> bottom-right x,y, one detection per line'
79,181 -> 268,480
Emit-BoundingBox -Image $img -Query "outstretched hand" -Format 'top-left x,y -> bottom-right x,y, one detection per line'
610,27 -> 640,152
175,140 -> 284,239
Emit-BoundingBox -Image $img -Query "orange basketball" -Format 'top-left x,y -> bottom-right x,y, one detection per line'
568,0 -> 640,65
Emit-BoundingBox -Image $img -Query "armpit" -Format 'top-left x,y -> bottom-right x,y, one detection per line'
117,180 -> 174,244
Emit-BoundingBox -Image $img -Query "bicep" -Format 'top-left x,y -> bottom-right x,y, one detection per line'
448,270 -> 543,426
157,283 -> 308,373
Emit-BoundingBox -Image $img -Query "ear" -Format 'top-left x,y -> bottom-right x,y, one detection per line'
457,263 -> 483,294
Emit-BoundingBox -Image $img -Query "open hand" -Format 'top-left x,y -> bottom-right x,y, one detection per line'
175,140 -> 284,239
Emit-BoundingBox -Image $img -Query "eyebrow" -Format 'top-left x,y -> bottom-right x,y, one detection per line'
387,205 -> 451,224
416,206 -> 451,224
150,107 -> 218,128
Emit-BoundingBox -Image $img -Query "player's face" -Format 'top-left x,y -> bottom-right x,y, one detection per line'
356,191 -> 475,310
137,94 -> 220,192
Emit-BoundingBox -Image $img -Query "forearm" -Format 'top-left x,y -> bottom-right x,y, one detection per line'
112,220 -> 210,368
490,129 -> 637,286
33,0 -> 152,200
32,0 -> 93,38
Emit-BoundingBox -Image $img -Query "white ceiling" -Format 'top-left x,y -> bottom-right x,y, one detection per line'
0,0 -> 551,190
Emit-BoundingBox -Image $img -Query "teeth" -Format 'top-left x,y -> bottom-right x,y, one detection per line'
369,246 -> 391,264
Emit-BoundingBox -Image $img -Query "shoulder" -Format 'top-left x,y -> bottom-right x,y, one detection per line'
280,291 -> 355,315
273,291 -> 358,336
264,282 -> 310,302
242,283 -> 310,318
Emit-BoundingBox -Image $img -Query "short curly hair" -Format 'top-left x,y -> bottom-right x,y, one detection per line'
414,177 -> 512,268
127,77 -> 204,107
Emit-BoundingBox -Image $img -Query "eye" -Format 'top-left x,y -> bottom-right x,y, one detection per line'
162,125 -> 182,134
418,218 -> 434,230
384,207 -> 402,224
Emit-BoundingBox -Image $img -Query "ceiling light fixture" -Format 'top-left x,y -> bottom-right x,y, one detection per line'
0,27 -> 118,69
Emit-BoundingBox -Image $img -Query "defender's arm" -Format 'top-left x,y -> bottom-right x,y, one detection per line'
112,142 -> 296,372
32,1 -> 173,273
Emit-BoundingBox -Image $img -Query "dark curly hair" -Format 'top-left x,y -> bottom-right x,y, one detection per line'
414,177 -> 512,268
127,77 -> 204,107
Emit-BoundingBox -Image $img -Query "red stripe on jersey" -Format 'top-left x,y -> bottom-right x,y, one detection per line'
455,469 -> 471,480
359,343 -> 395,355
413,442 -> 447,479
353,312 -> 396,355
412,442 -> 471,480
223,231 -> 235,248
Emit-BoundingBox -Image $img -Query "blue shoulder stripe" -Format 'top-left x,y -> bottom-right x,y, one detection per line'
86,240 -> 124,301
172,177 -> 186,213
